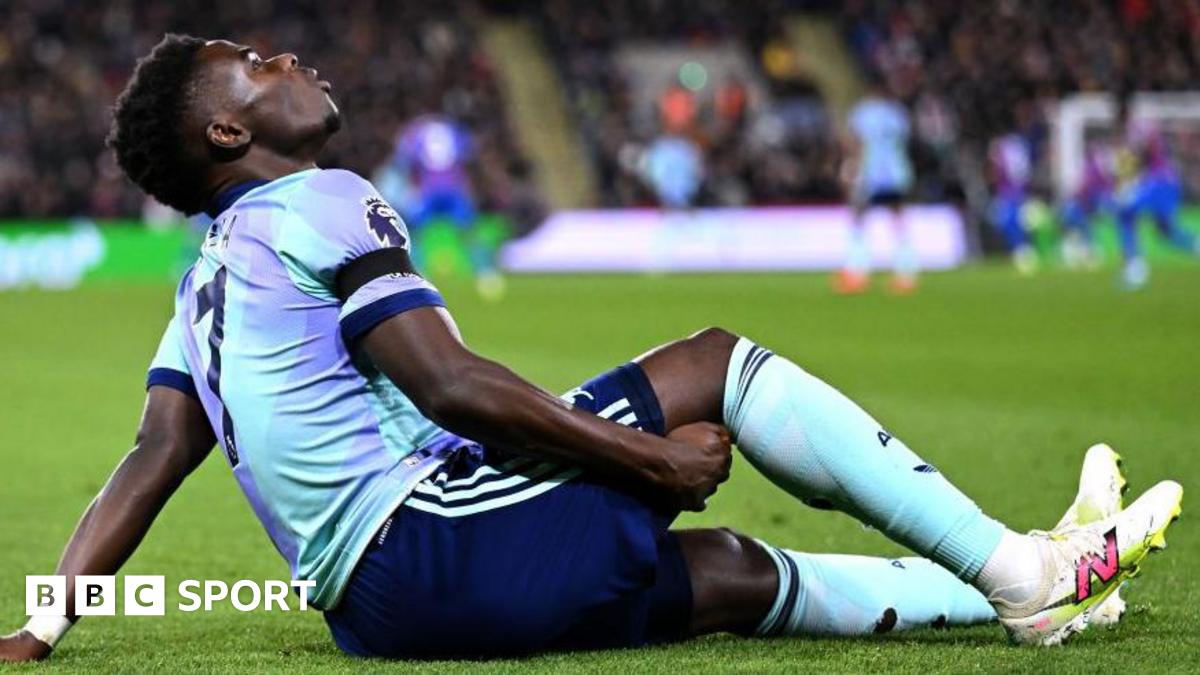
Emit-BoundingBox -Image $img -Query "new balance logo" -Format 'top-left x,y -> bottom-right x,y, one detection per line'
1075,527 -> 1119,602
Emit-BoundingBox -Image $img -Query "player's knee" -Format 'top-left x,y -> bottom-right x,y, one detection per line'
682,527 -> 780,635
710,527 -> 770,572
685,527 -> 752,562
686,326 -> 739,360
680,527 -> 776,593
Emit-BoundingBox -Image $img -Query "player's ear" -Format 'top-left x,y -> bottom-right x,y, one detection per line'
206,120 -> 251,151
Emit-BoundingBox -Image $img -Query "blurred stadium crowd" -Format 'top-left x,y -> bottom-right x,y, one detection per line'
0,0 -> 528,219
1,0 -> 1198,219
845,0 -> 1200,139
531,0 -> 843,207
842,0 -> 1200,201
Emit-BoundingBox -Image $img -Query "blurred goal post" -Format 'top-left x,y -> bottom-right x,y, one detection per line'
1052,92 -> 1200,201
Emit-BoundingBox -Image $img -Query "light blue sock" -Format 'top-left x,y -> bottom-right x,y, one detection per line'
892,216 -> 918,280
754,541 -> 996,637
724,338 -> 1005,580
846,221 -> 871,275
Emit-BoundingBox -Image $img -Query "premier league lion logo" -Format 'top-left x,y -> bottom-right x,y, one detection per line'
362,196 -> 407,248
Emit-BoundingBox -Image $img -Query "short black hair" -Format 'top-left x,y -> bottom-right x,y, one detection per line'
107,34 -> 208,214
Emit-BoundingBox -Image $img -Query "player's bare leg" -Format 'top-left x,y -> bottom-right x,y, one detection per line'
672,528 -> 779,635
634,327 -> 736,431
834,204 -> 872,294
674,528 -> 999,637
634,328 -> 1182,644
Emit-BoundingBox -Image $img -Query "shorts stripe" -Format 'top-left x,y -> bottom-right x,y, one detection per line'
401,370 -> 652,519
413,461 -> 562,502
404,466 -> 583,518
431,456 -> 538,492
597,398 -> 632,420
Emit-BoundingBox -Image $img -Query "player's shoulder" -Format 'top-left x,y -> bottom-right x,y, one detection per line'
278,168 -> 406,258
848,100 -> 879,129
286,169 -> 393,229
294,168 -> 380,202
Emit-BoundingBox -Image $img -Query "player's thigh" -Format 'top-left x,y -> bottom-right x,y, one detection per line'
561,327 -> 737,434
627,327 -> 739,432
674,527 -> 778,636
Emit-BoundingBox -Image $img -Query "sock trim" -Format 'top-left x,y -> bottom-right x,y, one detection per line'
723,338 -> 755,422
735,347 -> 775,415
933,511 -> 1006,581
725,338 -> 773,427
753,540 -> 801,637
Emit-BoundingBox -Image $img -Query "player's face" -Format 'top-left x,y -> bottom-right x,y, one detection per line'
196,40 -> 340,155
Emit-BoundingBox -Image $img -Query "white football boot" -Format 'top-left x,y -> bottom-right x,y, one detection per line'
1051,444 -> 1128,626
994,479 -> 1182,646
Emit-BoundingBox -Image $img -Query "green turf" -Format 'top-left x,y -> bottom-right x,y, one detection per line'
1,265 -> 1198,673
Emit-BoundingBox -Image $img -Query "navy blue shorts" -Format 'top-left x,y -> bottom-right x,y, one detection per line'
324,363 -> 692,658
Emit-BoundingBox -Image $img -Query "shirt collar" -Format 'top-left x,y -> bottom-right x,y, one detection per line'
205,179 -> 271,219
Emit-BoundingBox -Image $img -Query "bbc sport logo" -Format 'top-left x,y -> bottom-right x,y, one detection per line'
26,576 -> 315,616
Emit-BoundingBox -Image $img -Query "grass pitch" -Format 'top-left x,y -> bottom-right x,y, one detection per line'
1,265 -> 1197,673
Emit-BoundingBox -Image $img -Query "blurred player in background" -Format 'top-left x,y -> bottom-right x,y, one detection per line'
836,78 -> 916,295
1059,141 -> 1113,270
645,74 -> 705,271
1112,96 -> 1198,289
376,113 -> 504,299
645,134 -> 704,211
988,129 -> 1037,275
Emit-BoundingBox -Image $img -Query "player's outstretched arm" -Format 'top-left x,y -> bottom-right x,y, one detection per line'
0,387 -> 215,662
361,307 -> 731,512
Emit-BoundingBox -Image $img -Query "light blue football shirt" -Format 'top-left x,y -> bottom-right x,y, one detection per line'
147,168 -> 464,609
849,97 -> 912,197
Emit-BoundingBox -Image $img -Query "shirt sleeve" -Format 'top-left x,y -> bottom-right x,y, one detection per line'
146,315 -> 198,399
278,169 -> 446,343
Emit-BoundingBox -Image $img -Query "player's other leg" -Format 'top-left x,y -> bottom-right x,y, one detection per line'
835,196 -> 872,294
677,527 -> 994,638
882,193 -> 917,294
1116,182 -> 1151,289
993,193 -> 1036,275
679,441 -> 1132,639
1060,197 -> 1099,270
1147,176 -> 1197,256
635,328 -> 1182,644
